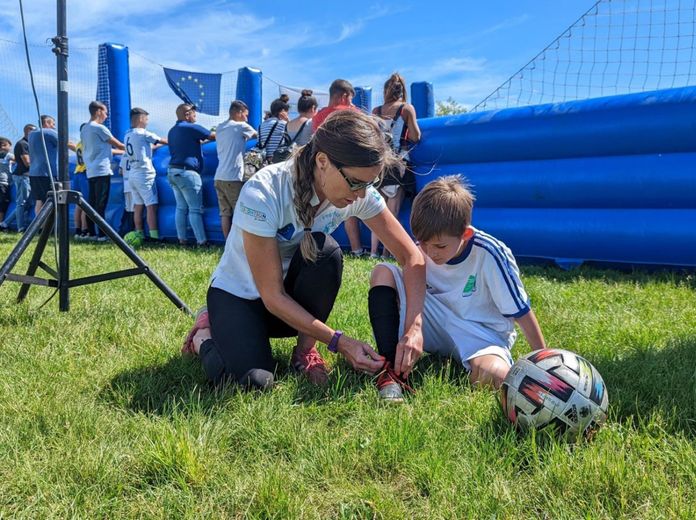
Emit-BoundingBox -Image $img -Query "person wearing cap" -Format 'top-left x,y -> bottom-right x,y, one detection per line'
123,107 -> 167,241
167,103 -> 215,246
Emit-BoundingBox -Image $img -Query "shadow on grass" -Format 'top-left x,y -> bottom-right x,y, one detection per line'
592,335 -> 696,437
100,356 -> 222,416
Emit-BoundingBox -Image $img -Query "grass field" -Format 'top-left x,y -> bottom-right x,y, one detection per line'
0,234 -> 694,519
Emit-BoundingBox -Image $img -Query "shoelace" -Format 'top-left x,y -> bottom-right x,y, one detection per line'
298,348 -> 327,371
376,361 -> 414,394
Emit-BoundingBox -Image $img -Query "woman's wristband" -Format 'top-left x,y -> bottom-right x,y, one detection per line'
327,330 -> 343,353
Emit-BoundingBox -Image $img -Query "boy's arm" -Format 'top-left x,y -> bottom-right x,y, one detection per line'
515,310 -> 546,351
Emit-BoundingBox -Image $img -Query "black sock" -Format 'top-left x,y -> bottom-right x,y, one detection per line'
368,286 -> 401,365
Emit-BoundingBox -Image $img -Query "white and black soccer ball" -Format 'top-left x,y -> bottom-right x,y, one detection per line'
501,348 -> 609,438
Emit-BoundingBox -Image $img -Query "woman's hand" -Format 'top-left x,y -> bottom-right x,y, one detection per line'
337,335 -> 385,374
394,326 -> 423,378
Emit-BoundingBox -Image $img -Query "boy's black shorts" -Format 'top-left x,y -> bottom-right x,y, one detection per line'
30,176 -> 52,203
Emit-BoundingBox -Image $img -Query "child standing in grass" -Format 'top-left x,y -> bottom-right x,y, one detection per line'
368,175 -> 546,402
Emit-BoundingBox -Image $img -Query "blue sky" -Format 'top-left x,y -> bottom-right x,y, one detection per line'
0,0 -> 596,136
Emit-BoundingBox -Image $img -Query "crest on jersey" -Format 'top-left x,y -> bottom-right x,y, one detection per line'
462,274 -> 477,297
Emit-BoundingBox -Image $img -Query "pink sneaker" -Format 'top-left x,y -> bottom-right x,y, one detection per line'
291,345 -> 330,386
181,307 -> 209,356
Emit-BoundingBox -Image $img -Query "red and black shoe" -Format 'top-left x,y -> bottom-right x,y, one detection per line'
375,361 -> 413,403
291,344 -> 330,386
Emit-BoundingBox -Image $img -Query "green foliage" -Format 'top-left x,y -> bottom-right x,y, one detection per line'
0,235 -> 694,518
436,96 -> 468,116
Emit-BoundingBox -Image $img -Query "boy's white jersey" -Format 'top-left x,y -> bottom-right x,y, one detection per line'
423,227 -> 531,344
123,127 -> 161,176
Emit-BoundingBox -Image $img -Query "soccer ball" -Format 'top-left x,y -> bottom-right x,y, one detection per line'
500,348 -> 609,438
124,231 -> 144,248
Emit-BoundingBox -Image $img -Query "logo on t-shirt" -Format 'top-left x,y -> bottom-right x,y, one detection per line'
462,274 -> 477,297
240,202 -> 267,221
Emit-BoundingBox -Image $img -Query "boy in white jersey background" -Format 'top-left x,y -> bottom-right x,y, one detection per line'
122,107 -> 167,241
368,175 -> 546,402
214,100 -> 257,239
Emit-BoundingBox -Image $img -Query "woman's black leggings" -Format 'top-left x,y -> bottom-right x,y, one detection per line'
200,232 -> 343,385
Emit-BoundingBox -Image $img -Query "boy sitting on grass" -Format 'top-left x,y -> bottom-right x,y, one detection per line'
368,175 -> 546,402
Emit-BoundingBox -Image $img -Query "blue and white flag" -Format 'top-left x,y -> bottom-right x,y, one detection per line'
163,67 -> 221,115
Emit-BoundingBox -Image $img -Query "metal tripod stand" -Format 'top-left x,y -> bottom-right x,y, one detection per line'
0,186 -> 191,314
0,0 -> 190,314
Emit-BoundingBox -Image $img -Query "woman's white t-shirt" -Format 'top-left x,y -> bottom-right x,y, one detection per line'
211,159 -> 387,299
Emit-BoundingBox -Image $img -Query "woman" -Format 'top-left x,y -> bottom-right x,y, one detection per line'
182,110 -> 425,391
258,95 -> 290,161
370,73 -> 421,259
286,89 -> 317,147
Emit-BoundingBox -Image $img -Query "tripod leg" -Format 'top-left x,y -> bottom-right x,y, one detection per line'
77,197 -> 192,315
0,199 -> 54,293
16,207 -> 57,303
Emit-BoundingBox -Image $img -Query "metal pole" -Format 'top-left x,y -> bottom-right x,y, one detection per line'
53,0 -> 70,311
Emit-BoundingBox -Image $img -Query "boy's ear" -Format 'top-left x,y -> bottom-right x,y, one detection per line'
462,227 -> 474,241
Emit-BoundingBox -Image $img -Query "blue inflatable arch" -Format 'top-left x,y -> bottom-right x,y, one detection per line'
80,43 -> 695,268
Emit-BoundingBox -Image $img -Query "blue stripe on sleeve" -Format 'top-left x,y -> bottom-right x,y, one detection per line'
474,234 -> 528,306
473,238 -> 527,311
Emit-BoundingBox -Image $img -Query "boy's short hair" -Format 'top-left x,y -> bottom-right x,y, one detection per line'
229,100 -> 248,114
89,101 -> 107,116
0,137 -> 11,147
130,107 -> 149,118
410,175 -> 476,242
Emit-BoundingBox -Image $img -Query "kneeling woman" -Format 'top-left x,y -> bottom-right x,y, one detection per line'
184,110 -> 425,390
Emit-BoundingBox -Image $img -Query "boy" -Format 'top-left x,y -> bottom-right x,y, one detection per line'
368,175 -> 546,401
123,107 -> 166,241
81,101 -> 125,240
0,137 -> 14,225
214,100 -> 256,239
72,129 -> 91,238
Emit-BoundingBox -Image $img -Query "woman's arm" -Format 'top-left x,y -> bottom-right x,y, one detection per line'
403,104 -> 421,143
365,208 -> 425,376
243,231 -> 384,372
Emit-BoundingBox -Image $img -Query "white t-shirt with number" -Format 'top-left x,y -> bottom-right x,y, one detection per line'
123,127 -> 161,178
211,159 -> 386,299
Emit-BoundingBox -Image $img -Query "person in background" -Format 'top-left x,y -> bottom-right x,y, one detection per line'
370,72 -> 421,259
0,137 -> 14,225
72,125 -> 91,238
258,95 -> 289,162
0,124 -> 35,232
214,100 -> 257,239
81,101 -> 126,241
312,79 -> 365,256
167,103 -> 215,246
286,89 -> 317,147
28,115 -> 58,217
124,107 -> 167,242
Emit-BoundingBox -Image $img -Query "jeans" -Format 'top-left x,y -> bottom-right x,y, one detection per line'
2,175 -> 31,230
167,167 -> 207,244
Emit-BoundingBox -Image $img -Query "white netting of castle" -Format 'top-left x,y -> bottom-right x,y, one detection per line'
129,51 -> 237,136
473,0 -> 696,112
0,39 -> 98,142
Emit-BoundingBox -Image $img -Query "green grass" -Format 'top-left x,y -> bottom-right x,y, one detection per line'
0,233 -> 694,519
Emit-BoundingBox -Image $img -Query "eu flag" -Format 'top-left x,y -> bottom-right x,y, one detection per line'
163,67 -> 222,115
